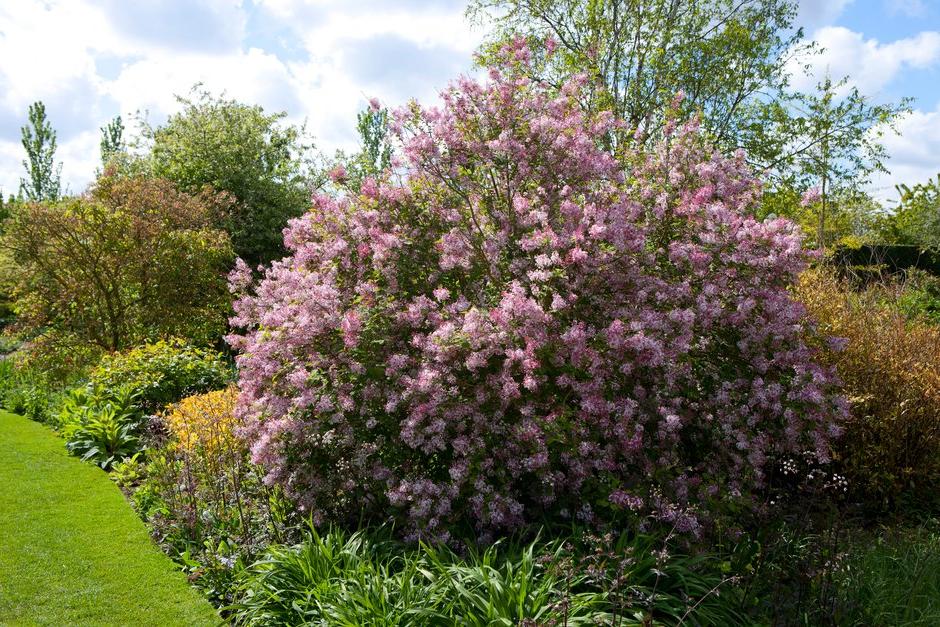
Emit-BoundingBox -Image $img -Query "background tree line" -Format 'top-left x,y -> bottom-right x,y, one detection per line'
0,0 -> 936,361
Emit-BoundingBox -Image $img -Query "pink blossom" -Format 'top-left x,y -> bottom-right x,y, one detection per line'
329,164 -> 347,183
228,41 -> 845,542
545,36 -> 557,55
801,186 -> 821,207
340,310 -> 362,347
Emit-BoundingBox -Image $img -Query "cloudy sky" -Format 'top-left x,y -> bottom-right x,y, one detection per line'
0,0 -> 937,202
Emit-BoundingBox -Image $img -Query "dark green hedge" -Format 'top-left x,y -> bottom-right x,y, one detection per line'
830,245 -> 940,285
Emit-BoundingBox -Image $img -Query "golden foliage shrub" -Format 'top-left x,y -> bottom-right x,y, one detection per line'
796,269 -> 940,512
148,386 -> 292,569
163,386 -> 240,459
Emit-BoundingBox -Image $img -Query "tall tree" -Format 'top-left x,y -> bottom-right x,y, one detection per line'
1,175 -> 234,351
471,0 -> 911,247
771,76 -> 909,249
469,0 -> 805,153
19,101 -> 62,202
141,88 -> 320,268
354,101 -> 393,179
332,100 -> 394,192
99,115 -> 125,165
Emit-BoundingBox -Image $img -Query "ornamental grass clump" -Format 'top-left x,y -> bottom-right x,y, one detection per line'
228,41 -> 846,542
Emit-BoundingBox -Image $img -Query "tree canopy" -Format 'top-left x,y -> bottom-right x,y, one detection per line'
470,0 -> 803,156
99,116 -> 126,167
19,101 -> 62,202
143,89 -> 320,268
1,175 -> 233,351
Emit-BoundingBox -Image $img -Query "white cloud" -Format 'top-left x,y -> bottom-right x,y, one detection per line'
107,47 -> 302,122
56,130 -> 103,196
869,101 -> 940,202
0,0 -> 119,194
254,0 -> 484,150
788,27 -> 940,96
0,0 -> 484,194
2,0 -> 933,204
96,0 -> 249,53
0,141 -> 23,198
796,0 -> 855,31
0,2 -> 111,113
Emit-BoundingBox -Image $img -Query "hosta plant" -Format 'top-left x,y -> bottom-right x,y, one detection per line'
61,385 -> 143,469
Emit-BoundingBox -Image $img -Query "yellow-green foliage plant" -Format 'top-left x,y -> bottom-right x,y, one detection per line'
796,269 -> 940,513
154,387 -> 252,539
141,387 -> 292,605
164,387 -> 241,461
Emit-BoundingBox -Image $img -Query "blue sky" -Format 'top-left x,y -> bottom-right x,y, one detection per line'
0,0 -> 937,202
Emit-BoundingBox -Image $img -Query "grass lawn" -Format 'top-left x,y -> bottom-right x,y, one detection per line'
0,410 -> 219,626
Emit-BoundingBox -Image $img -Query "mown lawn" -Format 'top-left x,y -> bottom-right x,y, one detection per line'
0,411 -> 219,626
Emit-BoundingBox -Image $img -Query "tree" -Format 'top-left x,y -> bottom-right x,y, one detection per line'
469,0 -> 912,243
1,175 -> 234,351
100,115 -> 125,166
772,76 -> 909,250
469,0 -> 805,154
352,101 -> 393,178
885,174 -> 940,248
331,100 -> 394,192
142,89 -> 320,268
19,101 -> 62,202
760,184 -> 888,248
228,45 -> 844,540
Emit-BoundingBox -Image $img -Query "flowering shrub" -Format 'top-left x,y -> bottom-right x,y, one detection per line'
228,43 -> 845,541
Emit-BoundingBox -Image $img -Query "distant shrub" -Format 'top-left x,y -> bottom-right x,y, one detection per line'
0,359 -> 63,424
896,269 -> 940,325
0,358 -> 13,397
229,44 -> 845,542
0,332 -> 20,356
796,269 -> 940,512
89,340 -> 233,414
13,330 -> 103,382
2,378 -> 57,423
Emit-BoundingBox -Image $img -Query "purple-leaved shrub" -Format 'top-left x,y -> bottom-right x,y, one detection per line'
228,41 -> 847,542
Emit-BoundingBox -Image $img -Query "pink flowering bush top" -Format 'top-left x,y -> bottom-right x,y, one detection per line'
228,43 -> 846,542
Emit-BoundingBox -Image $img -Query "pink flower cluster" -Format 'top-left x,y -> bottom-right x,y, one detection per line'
228,41 -> 846,542
801,186 -> 822,207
